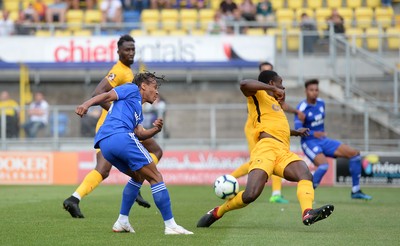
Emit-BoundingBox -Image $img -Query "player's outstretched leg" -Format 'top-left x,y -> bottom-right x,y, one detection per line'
349,155 -> 372,200
63,196 -> 84,218
302,204 -> 334,226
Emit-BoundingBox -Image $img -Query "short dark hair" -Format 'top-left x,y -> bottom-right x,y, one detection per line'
304,79 -> 319,88
258,61 -> 274,71
258,70 -> 280,84
133,71 -> 166,87
118,34 -> 135,48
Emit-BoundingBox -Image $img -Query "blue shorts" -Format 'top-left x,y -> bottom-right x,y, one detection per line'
301,137 -> 341,161
98,132 -> 153,174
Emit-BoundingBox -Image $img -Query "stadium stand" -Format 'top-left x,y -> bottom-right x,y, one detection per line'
386,27 -> 400,49
180,9 -> 198,31
141,9 -> 160,32
355,7 -> 374,28
270,0 -> 284,10
160,8 -> 179,31
287,0 -> 303,10
375,7 -> 395,28
365,27 -> 381,50
307,0 -> 323,10
346,27 -> 364,48
346,0 -> 362,9
326,0 -> 342,9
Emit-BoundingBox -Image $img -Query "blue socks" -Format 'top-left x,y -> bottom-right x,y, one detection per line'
151,182 -> 173,221
313,163 -> 329,189
120,179 -> 142,216
349,155 -> 362,192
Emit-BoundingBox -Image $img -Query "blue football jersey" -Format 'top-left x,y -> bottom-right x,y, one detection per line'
94,83 -> 143,148
294,98 -> 325,141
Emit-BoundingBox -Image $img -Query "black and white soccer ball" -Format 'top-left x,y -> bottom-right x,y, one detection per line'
214,174 -> 239,200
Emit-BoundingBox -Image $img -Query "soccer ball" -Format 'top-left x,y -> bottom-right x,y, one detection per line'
214,174 -> 239,200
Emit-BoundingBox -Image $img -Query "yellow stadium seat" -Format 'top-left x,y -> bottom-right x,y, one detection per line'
246,28 -> 265,36
210,0 -> 220,10
161,9 -> 179,31
366,0 -> 381,8
190,29 -> 205,36
130,29 -> 147,37
296,9 -> 315,22
84,9 -> 102,24
326,0 -> 341,9
354,7 -> 373,28
35,30 -> 52,37
346,0 -> 362,9
346,28 -> 364,48
365,28 -> 381,50
55,30 -> 72,37
375,7 -> 394,28
180,9 -> 198,31
337,8 -> 354,28
276,9 -> 294,28
267,28 -> 282,50
141,9 -> 160,32
307,0 -> 323,10
199,9 -> 215,30
169,29 -> 187,36
315,8 -> 331,20
270,0 -> 285,10
73,29 -> 92,36
3,0 -> 19,12
66,9 -> 84,30
287,28 -> 300,51
150,29 -> 168,36
386,27 -> 400,49
8,11 -> 19,21
287,0 -> 304,10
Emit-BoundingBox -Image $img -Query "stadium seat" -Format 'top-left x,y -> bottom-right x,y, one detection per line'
169,29 -> 187,36
270,0 -> 285,10
199,9 -> 214,30
190,29 -> 205,36
210,0 -> 220,10
35,30 -> 52,37
141,9 -> 160,32
287,28 -> 300,51
84,9 -> 102,24
386,27 -> 400,49
8,11 -> 19,21
3,0 -> 20,12
276,9 -> 295,28
55,30 -> 72,37
130,29 -> 147,37
346,28 -> 364,48
354,7 -> 373,28
180,9 -> 198,31
73,29 -> 92,36
366,0 -> 381,8
365,28 -> 381,50
375,7 -> 394,28
123,10 -> 141,24
306,0 -> 323,10
315,8 -> 331,30
287,0 -> 304,10
161,9 -> 179,31
246,28 -> 265,36
326,0 -> 341,9
346,0 -> 362,9
295,9 -> 315,22
66,9 -> 84,30
149,29 -> 168,36
266,28 -> 282,51
337,8 -> 354,28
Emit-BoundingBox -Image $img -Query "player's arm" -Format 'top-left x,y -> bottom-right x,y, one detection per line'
290,128 -> 310,137
134,119 -> 163,140
92,78 -> 114,111
240,79 -> 284,99
76,90 -> 117,117
282,102 -> 306,121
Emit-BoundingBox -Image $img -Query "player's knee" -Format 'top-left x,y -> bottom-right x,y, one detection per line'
96,167 -> 110,180
154,148 -> 163,160
242,189 -> 261,204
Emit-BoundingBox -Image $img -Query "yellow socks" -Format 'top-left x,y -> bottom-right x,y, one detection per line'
297,180 -> 314,214
149,152 -> 159,165
216,191 -> 248,217
75,170 -> 103,199
230,161 -> 250,179
271,175 -> 282,195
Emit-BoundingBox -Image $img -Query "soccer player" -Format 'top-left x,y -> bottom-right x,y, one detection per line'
294,79 -> 372,200
197,70 -> 334,227
230,61 -> 305,204
63,34 -> 161,218
75,71 -> 193,235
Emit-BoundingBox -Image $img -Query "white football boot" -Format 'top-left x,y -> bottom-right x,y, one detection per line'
112,220 -> 135,233
165,225 -> 194,235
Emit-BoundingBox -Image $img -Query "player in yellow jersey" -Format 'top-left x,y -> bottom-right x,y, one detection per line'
63,35 -> 163,218
230,61 -> 305,204
198,70 -> 334,227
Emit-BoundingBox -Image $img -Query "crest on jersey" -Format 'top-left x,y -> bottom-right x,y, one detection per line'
107,73 -> 116,81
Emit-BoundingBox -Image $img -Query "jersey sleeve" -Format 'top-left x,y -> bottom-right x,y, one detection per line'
105,64 -> 127,88
113,84 -> 137,101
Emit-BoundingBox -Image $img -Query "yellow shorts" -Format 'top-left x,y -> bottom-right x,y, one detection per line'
249,138 -> 302,178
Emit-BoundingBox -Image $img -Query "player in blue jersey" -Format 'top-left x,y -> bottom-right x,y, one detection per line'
294,79 -> 372,200
75,72 -> 193,235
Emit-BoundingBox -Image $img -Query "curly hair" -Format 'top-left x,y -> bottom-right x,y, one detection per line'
117,34 -> 135,48
132,71 -> 166,87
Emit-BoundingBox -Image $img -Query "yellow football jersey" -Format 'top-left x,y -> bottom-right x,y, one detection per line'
95,60 -> 134,132
246,90 -> 291,147
0,99 -> 18,117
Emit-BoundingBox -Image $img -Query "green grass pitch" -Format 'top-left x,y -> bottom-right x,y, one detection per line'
1,185 -> 399,246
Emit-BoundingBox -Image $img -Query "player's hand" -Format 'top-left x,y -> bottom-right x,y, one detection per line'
273,88 -> 285,102
313,131 -> 327,139
75,104 -> 89,117
293,128 -> 310,137
296,110 -> 306,122
152,118 -> 163,132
